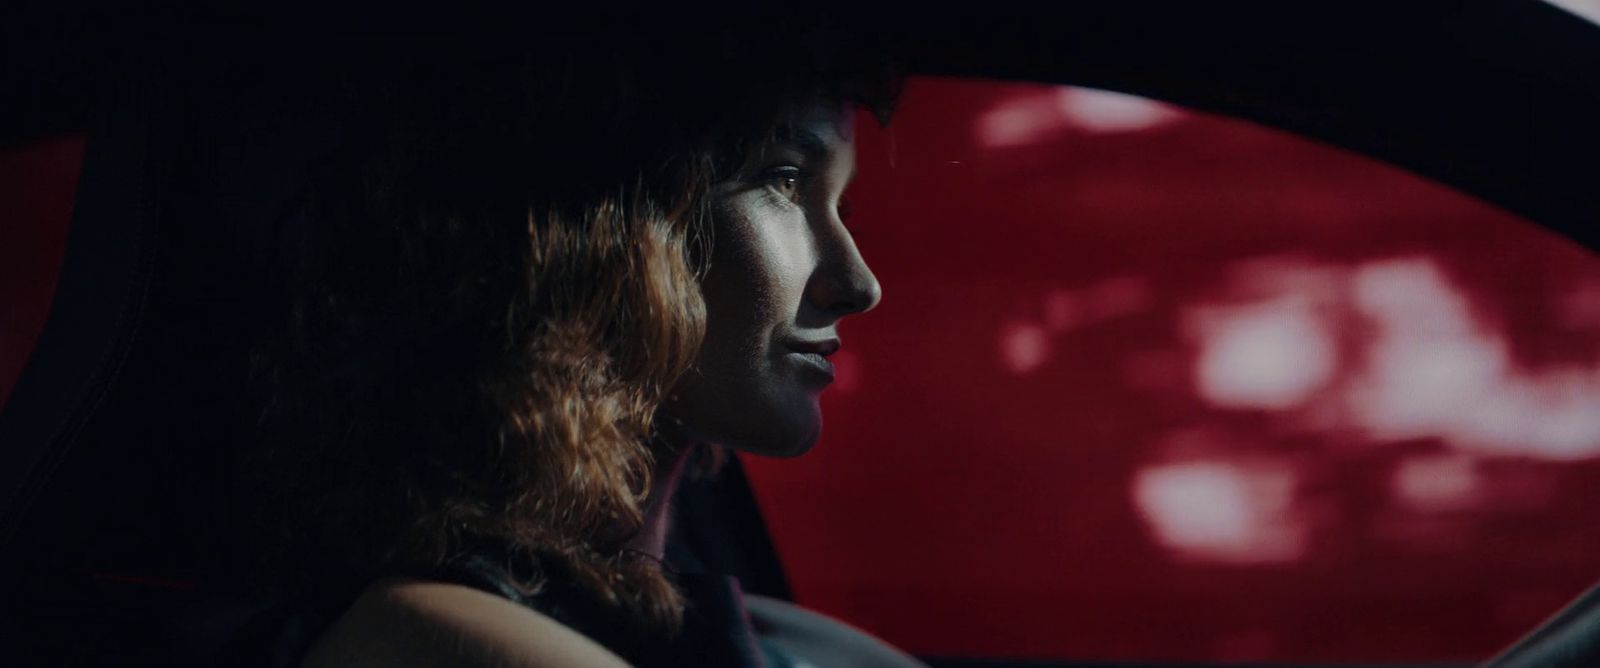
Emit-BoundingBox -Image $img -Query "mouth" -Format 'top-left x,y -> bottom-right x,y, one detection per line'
784,338 -> 840,382
785,338 -> 841,357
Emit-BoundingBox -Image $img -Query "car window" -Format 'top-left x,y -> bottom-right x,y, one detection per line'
743,76 -> 1600,665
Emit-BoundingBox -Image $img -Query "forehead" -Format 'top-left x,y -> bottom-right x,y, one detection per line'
770,102 -> 856,155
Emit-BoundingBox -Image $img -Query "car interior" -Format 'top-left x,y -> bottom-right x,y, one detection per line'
3,3 -> 1598,666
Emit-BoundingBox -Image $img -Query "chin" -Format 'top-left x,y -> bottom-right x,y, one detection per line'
724,407 -> 822,459
737,433 -> 818,459
662,381 -> 826,458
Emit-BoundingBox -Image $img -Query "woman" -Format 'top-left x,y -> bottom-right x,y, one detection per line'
240,19 -> 918,668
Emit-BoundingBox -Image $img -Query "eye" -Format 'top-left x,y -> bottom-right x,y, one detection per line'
760,165 -> 806,204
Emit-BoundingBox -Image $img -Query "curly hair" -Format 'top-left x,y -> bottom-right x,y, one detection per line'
245,25 -> 899,642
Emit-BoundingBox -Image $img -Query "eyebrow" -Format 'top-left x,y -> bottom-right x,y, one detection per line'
773,125 -> 859,182
775,125 -> 833,161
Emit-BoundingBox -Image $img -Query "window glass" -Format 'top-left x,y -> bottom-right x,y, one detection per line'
743,77 -> 1600,664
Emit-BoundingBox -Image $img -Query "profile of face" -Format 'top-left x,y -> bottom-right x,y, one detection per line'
660,102 -> 882,457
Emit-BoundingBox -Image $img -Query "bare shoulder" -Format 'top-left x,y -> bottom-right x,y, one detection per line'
300,577 -> 630,668
744,594 -> 930,668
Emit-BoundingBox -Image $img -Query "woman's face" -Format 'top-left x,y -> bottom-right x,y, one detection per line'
661,103 -> 881,457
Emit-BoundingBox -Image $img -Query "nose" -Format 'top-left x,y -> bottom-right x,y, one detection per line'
806,226 -> 882,318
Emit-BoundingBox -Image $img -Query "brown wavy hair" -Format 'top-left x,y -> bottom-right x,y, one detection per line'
246,26 -> 899,642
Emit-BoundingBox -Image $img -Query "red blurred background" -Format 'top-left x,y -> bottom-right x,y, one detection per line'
742,77 -> 1600,664
4,77 -> 1599,664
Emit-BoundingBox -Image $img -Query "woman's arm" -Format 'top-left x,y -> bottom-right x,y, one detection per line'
301,577 -> 630,668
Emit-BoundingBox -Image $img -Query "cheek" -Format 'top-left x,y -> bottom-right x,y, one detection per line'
702,204 -> 808,356
665,196 -> 823,453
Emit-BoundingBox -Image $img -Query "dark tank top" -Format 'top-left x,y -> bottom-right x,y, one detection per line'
209,545 -> 778,667
424,544 -> 770,667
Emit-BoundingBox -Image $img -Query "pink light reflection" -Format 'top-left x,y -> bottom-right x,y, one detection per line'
1392,454 -> 1483,512
975,92 -> 1069,148
975,86 -> 1182,149
998,320 -> 1051,375
1057,87 -> 1181,134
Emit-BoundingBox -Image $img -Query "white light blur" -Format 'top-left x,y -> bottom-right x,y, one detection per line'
1192,295 -> 1338,410
1458,372 -> 1600,460
1133,460 -> 1307,564
1350,258 -> 1481,340
1347,336 -> 1509,439
1392,454 -> 1482,512
1169,254 -> 1600,461
1345,257 -> 1600,460
999,321 -> 1051,375
1056,87 -> 1181,134
976,86 -> 1181,148
976,93 -> 1070,148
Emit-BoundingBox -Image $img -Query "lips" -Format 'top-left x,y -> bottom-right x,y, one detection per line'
785,338 -> 841,357
784,338 -> 840,382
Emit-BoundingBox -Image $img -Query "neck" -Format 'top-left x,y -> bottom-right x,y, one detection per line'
627,442 -> 695,561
